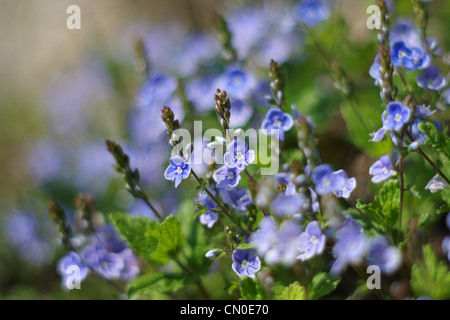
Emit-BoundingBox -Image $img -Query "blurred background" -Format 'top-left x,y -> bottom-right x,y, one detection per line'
0,0 -> 448,299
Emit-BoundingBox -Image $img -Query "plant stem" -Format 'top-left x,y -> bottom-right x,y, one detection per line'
398,131 -> 405,244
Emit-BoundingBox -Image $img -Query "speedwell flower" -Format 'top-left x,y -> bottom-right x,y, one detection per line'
164,156 -> 191,188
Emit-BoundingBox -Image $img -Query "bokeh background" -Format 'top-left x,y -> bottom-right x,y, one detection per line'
0,0 -> 448,299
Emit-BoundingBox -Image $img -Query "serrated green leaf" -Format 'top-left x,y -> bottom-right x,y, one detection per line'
109,212 -> 160,262
410,245 -> 450,299
126,272 -> 185,300
151,215 -> 183,265
309,273 -> 341,300
275,281 -> 306,300
418,122 -> 450,160
240,277 -> 265,300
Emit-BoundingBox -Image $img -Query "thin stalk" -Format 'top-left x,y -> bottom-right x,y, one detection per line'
398,131 -> 405,244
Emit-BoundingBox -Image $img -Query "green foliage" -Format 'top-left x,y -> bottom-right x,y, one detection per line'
109,212 -> 160,262
356,180 -> 400,233
410,245 -> 450,300
275,281 -> 306,300
418,122 -> 450,160
239,277 -> 266,300
126,272 -> 185,300
309,272 -> 341,300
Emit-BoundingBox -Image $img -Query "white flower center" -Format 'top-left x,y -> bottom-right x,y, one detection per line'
274,120 -> 281,128
323,179 -> 330,187
176,167 -> 183,174
242,260 -> 248,267
236,152 -> 244,161
227,172 -> 234,180
310,236 -> 318,244
394,113 -> 402,122
383,167 -> 389,174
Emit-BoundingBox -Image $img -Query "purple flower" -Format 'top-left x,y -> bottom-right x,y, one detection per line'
270,193 -> 306,217
220,188 -> 253,212
213,166 -> 241,189
369,155 -> 395,183
250,217 -> 279,256
96,225 -> 128,253
417,66 -> 447,91
442,236 -> 450,261
118,248 -> 140,281
391,41 -> 430,71
264,221 -> 303,266
185,76 -> 217,113
331,170 -> 356,199
164,156 -> 191,188
199,211 -> 219,229
232,249 -> 261,278
275,173 -> 296,195
425,174 -> 448,193
311,164 -> 346,196
229,98 -> 254,128
331,217 -> 366,274
382,102 -> 411,131
370,127 -> 387,142
80,244 -> 125,280
216,66 -> 256,99
414,105 -> 435,119
296,221 -> 326,261
261,108 -> 294,141
57,251 -> 89,286
369,54 -> 382,85
224,139 -> 255,171
136,74 -> 178,108
366,236 -> 401,275
295,0 -> 331,28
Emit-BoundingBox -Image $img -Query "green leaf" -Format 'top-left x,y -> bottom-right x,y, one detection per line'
275,281 -> 306,300
240,278 -> 265,300
309,273 -> 341,300
418,122 -> 450,160
109,212 -> 160,262
151,215 -> 183,265
410,245 -> 450,299
126,272 -> 185,300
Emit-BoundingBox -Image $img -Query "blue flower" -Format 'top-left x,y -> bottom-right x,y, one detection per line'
366,236 -> 401,275
331,170 -> 356,199
136,74 -> 178,108
442,236 -> 450,262
261,108 -> 294,141
331,217 -> 366,274
216,66 -> 256,99
232,249 -> 261,278
391,41 -> 430,71
296,221 -> 326,261
369,54 -> 382,85
416,66 -> 447,91
425,174 -> 448,193
118,248 -> 140,281
220,188 -> 253,212
250,217 -> 279,256
270,193 -> 306,217
196,190 -> 219,229
264,221 -> 303,266
295,0 -> 331,27
57,251 -> 89,286
382,102 -> 411,131
164,156 -> 191,188
213,166 -> 241,189
414,105 -> 435,119
275,173 -> 297,195
224,139 -> 255,171
369,155 -> 395,183
185,76 -> 217,113
228,98 -> 254,128
311,164 -> 346,196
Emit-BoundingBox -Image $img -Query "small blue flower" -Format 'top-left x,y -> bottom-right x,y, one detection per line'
414,105 -> 435,119
224,139 -> 255,171
382,102 -> 411,131
196,190 -> 219,229
270,193 -> 306,217
416,66 -> 447,91
118,248 -> 140,281
136,74 -> 178,108
250,217 -> 279,256
264,221 -> 303,266
369,155 -> 395,183
391,41 -> 430,71
296,221 -> 326,261
425,174 -> 448,193
442,236 -> 450,262
164,156 -> 191,188
369,54 -> 382,85
232,249 -> 261,278
57,251 -> 89,286
213,166 -> 241,189
228,98 -> 254,128
220,188 -> 253,212
366,236 -> 401,275
295,0 -> 331,28
331,170 -> 356,199
275,173 -> 297,195
81,244 -> 125,280
331,217 -> 366,274
311,164 -> 346,196
216,66 -> 257,99
261,108 -> 294,141
205,249 -> 222,259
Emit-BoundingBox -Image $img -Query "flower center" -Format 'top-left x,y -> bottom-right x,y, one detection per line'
383,167 -> 389,174
236,152 -> 244,161
227,172 -> 234,180
323,178 -> 330,187
242,260 -> 248,267
394,113 -> 402,122
176,167 -> 183,174
310,236 -> 318,244
273,120 -> 282,128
